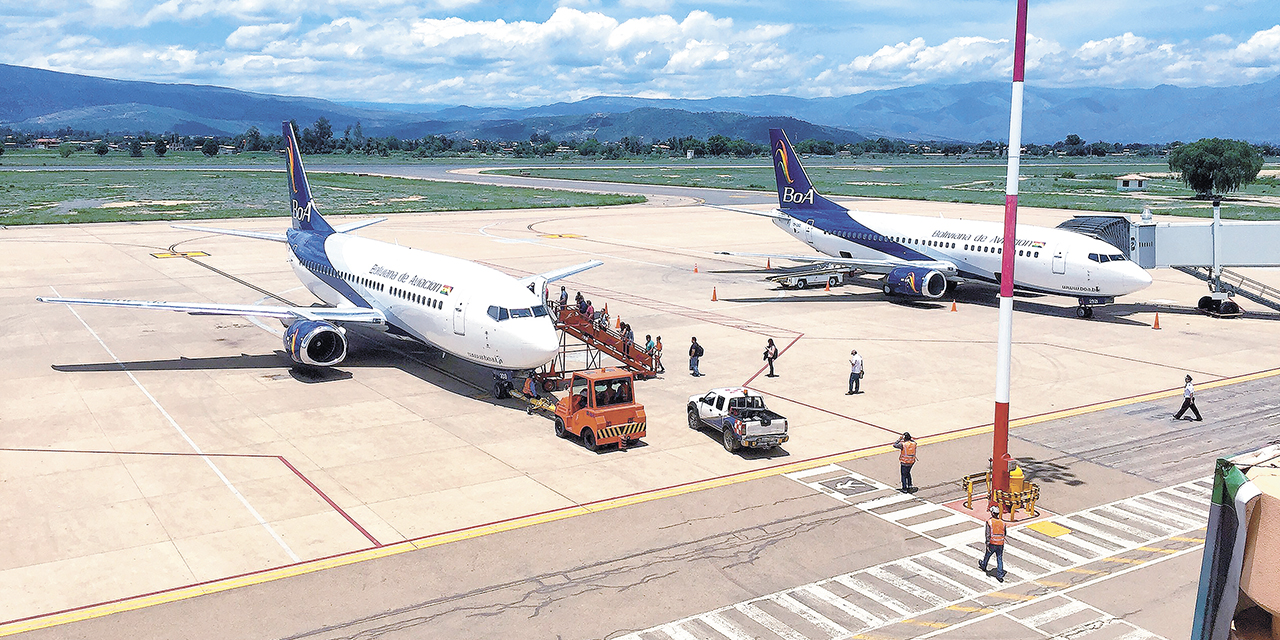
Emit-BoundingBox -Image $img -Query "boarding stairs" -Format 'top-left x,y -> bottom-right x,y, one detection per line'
1173,266 -> 1280,312
550,307 -> 657,378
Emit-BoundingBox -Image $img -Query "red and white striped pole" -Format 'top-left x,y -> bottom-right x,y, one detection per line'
992,0 -> 1029,499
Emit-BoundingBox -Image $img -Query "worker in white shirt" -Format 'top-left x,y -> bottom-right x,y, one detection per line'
1173,374 -> 1203,421
847,349 -> 864,395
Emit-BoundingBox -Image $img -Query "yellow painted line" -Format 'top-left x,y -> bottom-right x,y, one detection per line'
1101,557 -> 1146,565
987,591 -> 1037,601
1063,568 -> 1106,575
1034,579 -> 1072,588
902,619 -> 950,629
947,605 -> 995,613
1026,521 -> 1071,537
151,251 -> 209,258
8,367 -> 1274,635
1137,546 -> 1179,554
1171,536 -> 1206,543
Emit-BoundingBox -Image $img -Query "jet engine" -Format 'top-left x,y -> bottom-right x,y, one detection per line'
883,266 -> 948,299
283,320 -> 347,366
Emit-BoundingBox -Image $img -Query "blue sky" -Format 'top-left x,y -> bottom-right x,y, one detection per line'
6,0 -> 1279,106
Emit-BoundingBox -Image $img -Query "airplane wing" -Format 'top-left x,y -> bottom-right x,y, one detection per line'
171,224 -> 287,243
334,218 -> 386,233
519,260 -> 604,287
36,297 -> 386,324
715,251 -> 959,276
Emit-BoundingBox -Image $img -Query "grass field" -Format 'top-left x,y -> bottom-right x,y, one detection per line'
0,170 -> 644,225
490,159 -> 1280,220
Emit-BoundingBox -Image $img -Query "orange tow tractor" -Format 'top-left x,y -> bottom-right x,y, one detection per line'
554,367 -> 646,451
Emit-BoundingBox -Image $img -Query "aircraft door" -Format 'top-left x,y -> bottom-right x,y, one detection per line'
805,219 -> 815,245
453,299 -> 466,335
1052,251 -> 1066,275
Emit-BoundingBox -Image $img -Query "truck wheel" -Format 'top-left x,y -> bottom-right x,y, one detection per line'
796,278 -> 807,289
582,428 -> 598,452
1221,300 -> 1240,315
554,417 -> 567,438
1198,296 -> 1213,311
828,276 -> 839,288
722,428 -> 740,453
687,406 -> 701,430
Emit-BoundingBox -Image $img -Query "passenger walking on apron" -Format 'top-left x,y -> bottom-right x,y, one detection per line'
1173,374 -> 1203,421
979,506 -> 1007,582
763,338 -> 779,377
893,432 -> 917,492
689,337 -> 704,377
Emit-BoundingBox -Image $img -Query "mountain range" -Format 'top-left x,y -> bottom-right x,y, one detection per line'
3,63 -> 1278,144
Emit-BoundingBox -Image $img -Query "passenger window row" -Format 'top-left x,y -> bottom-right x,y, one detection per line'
391,286 -> 443,309
301,258 -> 386,292
487,304 -> 550,321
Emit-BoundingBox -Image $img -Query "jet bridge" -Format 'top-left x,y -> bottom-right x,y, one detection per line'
1060,200 -> 1280,314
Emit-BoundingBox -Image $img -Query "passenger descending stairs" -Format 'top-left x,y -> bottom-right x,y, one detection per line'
556,308 -> 657,376
1174,266 -> 1280,312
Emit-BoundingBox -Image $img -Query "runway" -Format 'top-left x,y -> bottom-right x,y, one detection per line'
2,189 -> 1278,638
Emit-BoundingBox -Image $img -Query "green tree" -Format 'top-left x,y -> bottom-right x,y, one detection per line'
59,143 -> 76,158
154,138 -> 168,157
94,140 -> 110,156
129,139 -> 143,157
1064,134 -> 1083,146
707,134 -> 730,156
1168,138 -> 1264,197
202,139 -> 219,157
578,138 -> 602,156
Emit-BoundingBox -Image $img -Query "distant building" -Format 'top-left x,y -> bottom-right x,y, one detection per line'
32,138 -> 61,149
1116,174 -> 1147,191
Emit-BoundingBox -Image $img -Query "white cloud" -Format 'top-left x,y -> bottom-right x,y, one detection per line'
225,21 -> 299,50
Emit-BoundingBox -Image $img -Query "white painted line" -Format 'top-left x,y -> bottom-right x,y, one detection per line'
50,287 -> 300,562
1054,531 -> 1121,557
735,603 -> 808,640
1018,599 -> 1092,628
1092,505 -> 1179,535
1114,500 -> 1200,530
925,549 -> 994,585
1139,493 -> 1208,521
773,592 -> 849,638
898,558 -> 978,597
935,527 -> 985,548
800,584 -> 882,627
948,543 -> 1035,581
1000,535 -> 1079,568
1115,627 -> 1166,640
867,566 -> 949,607
832,575 -> 914,616
701,612 -> 754,640
657,623 -> 700,640
908,513 -> 974,534
1058,514 -> 1148,544
878,503 -> 945,522
855,492 -> 916,510
786,464 -> 846,480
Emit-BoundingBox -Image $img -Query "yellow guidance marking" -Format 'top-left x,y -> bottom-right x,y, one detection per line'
1102,557 -> 1146,565
1137,546 -> 1179,554
538,233 -> 583,238
902,619 -> 950,629
1027,521 -> 1071,537
152,251 -> 210,258
1034,579 -> 1072,588
947,605 -> 995,614
1064,567 -> 1106,575
1171,536 -> 1206,543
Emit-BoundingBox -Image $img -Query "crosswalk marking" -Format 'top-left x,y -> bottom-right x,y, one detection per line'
627,477 -> 1209,640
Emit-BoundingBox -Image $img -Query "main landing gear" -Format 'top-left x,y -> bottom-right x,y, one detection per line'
1075,305 -> 1094,319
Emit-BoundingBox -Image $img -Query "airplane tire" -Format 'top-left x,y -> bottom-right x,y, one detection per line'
883,284 -> 893,296
493,380 -> 511,399
1076,306 -> 1089,319
1085,307 -> 1094,318
1198,296 -> 1214,311
1221,300 -> 1240,315
688,406 -> 702,430
554,417 -> 567,438
582,428 -> 598,452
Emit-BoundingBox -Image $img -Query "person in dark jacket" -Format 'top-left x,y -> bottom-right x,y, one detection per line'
689,337 -> 704,377
763,338 -> 779,377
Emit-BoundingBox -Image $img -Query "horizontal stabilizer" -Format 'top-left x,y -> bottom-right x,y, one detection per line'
334,218 -> 387,234
171,224 -> 287,243
715,251 -> 957,276
37,297 -> 385,324
521,260 -> 604,287
702,204 -> 790,220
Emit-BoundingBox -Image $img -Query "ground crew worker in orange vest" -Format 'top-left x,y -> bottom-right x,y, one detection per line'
893,432 -> 916,493
979,505 -> 1007,582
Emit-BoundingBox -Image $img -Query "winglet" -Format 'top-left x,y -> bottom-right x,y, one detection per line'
283,121 -> 335,236
769,129 -> 846,214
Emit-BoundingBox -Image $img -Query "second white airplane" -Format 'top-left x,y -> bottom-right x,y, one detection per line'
720,129 -> 1152,318
40,122 -> 599,395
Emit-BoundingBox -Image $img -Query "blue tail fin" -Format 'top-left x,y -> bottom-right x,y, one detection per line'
283,121 -> 335,235
770,128 -> 846,216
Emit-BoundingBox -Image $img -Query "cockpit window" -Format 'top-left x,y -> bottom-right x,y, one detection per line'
487,305 -> 500,321
1088,253 -> 1099,262
532,305 -> 548,317
1110,254 -> 1125,262
510,308 -> 533,318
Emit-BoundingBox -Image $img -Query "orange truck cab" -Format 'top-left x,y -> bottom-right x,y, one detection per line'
553,368 -> 646,451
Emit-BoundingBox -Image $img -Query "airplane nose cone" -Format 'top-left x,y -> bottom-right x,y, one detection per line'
1127,266 -> 1153,293
504,326 -> 559,370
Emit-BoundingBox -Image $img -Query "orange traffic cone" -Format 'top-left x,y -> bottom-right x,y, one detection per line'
615,315 -> 621,329
951,300 -> 958,312
824,280 -> 831,292
1153,312 -> 1161,330
711,287 -> 718,302
694,263 -> 699,273
766,258 -> 771,269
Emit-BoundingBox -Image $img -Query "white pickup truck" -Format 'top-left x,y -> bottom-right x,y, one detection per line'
687,388 -> 789,452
